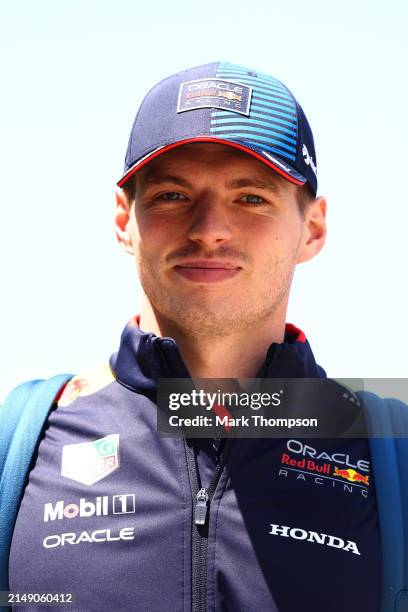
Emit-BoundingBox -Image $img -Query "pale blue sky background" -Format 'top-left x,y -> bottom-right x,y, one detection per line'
1,0 -> 407,400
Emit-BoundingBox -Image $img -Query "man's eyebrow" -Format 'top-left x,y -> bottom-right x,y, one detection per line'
227,178 -> 281,193
141,174 -> 281,193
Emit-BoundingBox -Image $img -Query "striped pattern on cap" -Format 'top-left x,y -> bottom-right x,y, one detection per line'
210,62 -> 298,162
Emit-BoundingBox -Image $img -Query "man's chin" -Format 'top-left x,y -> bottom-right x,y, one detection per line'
158,301 -> 257,337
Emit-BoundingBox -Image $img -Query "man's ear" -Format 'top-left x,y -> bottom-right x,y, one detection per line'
296,196 -> 327,264
114,188 -> 134,255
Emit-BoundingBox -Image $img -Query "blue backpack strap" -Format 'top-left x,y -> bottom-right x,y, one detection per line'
0,380 -> 42,476
360,391 -> 408,612
0,373 -> 73,599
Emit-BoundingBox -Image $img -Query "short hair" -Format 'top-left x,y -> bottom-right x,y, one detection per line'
122,175 -> 136,206
122,174 -> 315,217
296,182 -> 315,218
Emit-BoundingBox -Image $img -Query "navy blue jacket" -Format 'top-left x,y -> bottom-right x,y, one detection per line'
9,320 -> 381,611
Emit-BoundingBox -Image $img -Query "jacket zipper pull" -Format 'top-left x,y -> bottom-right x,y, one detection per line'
194,488 -> 209,525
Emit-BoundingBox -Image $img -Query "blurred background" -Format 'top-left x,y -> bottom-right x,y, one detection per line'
1,0 -> 407,400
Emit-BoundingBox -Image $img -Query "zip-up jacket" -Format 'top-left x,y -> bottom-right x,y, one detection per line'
9,319 -> 381,611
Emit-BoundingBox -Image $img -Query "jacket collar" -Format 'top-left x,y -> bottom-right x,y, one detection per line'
109,318 -> 326,399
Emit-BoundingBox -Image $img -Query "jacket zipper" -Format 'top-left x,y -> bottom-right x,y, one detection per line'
185,436 -> 228,612
155,341 -> 229,611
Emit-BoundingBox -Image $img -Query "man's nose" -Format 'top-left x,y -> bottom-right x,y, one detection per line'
187,193 -> 234,247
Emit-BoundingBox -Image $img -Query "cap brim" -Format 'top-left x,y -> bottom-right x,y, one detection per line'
117,137 -> 307,188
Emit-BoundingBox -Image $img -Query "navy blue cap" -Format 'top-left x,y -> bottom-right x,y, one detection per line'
118,62 -> 318,196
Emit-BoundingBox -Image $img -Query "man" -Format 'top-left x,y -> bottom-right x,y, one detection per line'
5,63 -> 381,611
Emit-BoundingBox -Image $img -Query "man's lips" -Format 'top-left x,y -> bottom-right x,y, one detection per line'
174,260 -> 241,269
173,260 -> 242,283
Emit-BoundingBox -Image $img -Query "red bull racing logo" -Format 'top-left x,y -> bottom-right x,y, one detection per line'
177,77 -> 252,116
278,439 -> 370,498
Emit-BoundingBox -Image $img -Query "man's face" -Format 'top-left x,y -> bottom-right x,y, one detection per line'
118,143 -> 325,338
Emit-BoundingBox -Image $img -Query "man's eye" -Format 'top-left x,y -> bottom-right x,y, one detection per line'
160,192 -> 186,201
241,194 -> 265,204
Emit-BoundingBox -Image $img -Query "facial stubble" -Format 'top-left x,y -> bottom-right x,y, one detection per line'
136,241 -> 300,339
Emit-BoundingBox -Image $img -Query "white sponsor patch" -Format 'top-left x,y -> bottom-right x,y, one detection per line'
177,77 -> 252,115
61,434 -> 120,486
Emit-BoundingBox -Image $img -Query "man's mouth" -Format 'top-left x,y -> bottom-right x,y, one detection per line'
173,260 -> 242,283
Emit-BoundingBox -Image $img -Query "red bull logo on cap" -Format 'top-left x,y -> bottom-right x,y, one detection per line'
177,77 -> 252,116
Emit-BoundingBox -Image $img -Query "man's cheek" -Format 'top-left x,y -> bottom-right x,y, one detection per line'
137,242 -> 161,277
